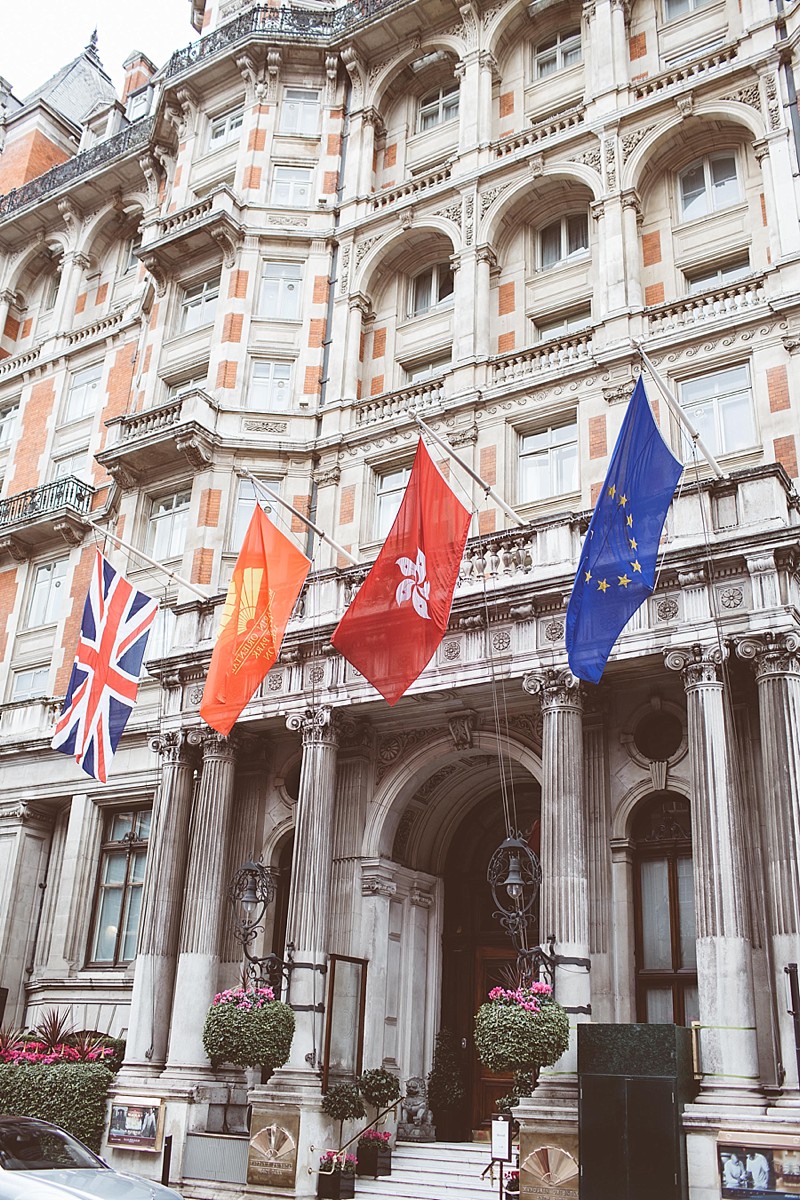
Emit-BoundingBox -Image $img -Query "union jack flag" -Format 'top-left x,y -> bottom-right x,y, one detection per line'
51,549 -> 158,783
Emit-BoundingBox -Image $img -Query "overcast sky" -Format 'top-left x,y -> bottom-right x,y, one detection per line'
4,1 -> 198,99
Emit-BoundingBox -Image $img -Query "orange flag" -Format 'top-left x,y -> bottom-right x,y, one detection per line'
200,506 -> 310,736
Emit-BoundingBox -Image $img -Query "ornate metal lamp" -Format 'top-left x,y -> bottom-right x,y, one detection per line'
228,859 -> 293,995
487,833 -> 557,991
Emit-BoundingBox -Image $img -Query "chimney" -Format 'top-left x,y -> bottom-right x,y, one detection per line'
121,52 -> 157,103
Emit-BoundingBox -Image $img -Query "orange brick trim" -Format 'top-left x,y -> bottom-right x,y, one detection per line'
198,489 -> 222,528
589,414 -> 607,460
498,282 -> 515,316
775,434 -> 798,478
291,495 -> 310,534
304,365 -> 322,395
644,282 -> 665,306
498,331 -> 515,353
478,509 -> 496,534
767,365 -> 790,412
313,275 -> 329,304
642,231 -> 661,267
216,361 -> 238,389
480,445 -> 497,486
191,548 -> 214,585
339,484 -> 355,525
499,91 -> 515,117
370,374 -> 384,396
229,270 -> 249,299
222,313 -> 244,343
384,143 -> 397,168
629,32 -> 647,59
372,328 -> 386,358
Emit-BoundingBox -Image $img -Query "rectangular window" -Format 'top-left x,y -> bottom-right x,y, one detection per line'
167,372 -> 208,399
665,0 -> 714,19
270,166 -> 314,207
519,422 -> 578,502
375,465 -> 411,539
27,559 -> 68,628
679,364 -> 755,459
230,477 -> 281,550
534,30 -> 582,78
42,271 -> 60,312
251,360 -> 292,409
536,307 -> 592,340
88,809 -> 151,966
52,450 -> 89,481
123,235 -> 142,275
64,365 -> 102,423
0,402 -> 19,448
686,255 -> 750,295
149,490 -> 191,560
279,88 -> 321,136
259,261 -> 303,320
406,355 -> 451,383
418,83 -> 460,131
181,277 -> 219,332
411,262 -> 454,316
209,105 -> 244,149
126,89 -> 150,121
679,154 -> 739,221
539,213 -> 589,269
11,665 -> 50,701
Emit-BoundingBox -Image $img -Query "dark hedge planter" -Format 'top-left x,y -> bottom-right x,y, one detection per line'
357,1143 -> 392,1178
317,1172 -> 355,1199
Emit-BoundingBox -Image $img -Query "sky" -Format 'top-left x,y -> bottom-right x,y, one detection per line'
3,1 -> 198,100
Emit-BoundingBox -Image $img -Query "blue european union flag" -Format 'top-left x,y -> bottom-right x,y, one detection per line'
566,378 -> 682,684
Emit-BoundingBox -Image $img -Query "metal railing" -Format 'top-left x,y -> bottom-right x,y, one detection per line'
317,1096 -> 401,1176
0,476 -> 94,528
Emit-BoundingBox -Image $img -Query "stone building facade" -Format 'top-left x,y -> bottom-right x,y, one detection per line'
0,0 -> 799,1195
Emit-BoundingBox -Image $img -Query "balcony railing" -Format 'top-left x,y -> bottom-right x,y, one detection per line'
634,44 -> 738,101
491,330 -> 594,385
354,377 -> 445,426
370,164 -> 452,211
494,105 -> 584,158
0,118 -> 155,220
0,476 -> 94,529
646,277 -> 767,337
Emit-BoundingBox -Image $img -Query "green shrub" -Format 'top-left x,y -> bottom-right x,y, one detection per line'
427,1029 -> 465,1119
321,1082 -> 365,1123
0,1062 -> 113,1151
474,998 -> 569,1074
202,989 -> 295,1070
358,1067 -> 401,1109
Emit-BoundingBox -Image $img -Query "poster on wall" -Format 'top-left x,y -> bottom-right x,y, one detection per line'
107,1097 -> 164,1152
719,1141 -> 800,1197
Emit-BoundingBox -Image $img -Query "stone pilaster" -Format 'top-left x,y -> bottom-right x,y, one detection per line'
164,731 -> 238,1075
664,644 -> 763,1108
123,729 -> 201,1074
329,718 -> 373,958
737,631 -> 800,1105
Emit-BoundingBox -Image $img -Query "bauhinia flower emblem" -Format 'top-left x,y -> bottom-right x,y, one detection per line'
395,549 -> 432,620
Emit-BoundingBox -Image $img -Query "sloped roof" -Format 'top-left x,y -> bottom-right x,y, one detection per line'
20,36 -> 117,127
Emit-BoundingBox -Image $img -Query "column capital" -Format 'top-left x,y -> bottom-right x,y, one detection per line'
149,728 -> 203,764
201,729 -> 237,761
664,642 -> 726,687
522,667 -> 583,710
736,630 -> 800,679
286,705 -> 341,746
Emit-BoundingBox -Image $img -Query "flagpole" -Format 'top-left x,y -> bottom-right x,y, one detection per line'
85,520 -> 213,602
243,471 -> 361,567
412,415 -> 528,528
633,340 -> 726,480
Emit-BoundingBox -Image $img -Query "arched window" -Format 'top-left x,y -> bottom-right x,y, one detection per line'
632,793 -> 698,1025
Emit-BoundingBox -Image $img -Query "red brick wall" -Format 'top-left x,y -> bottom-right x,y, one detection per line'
54,545 -> 96,694
8,378 -> 55,492
0,129 -> 71,191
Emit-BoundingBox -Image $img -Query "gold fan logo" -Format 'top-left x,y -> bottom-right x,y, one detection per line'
521,1145 -> 579,1195
219,568 -> 277,672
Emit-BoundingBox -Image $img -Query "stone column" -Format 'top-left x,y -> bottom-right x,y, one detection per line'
475,245 -> 497,360
737,631 -> 800,1105
164,732 -> 238,1075
522,668 -> 591,1083
280,706 -> 341,1080
123,729 -> 201,1075
329,719 -> 373,958
621,191 -> 643,310
664,644 -> 763,1107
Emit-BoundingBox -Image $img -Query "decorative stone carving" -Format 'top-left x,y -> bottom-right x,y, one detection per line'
286,704 -> 340,746
522,667 -> 582,707
736,630 -> 800,678
398,1077 -> 434,1142
448,711 -> 476,749
663,642 -> 725,685
149,727 -> 202,762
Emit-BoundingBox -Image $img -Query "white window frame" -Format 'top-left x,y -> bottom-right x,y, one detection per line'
26,558 -> 69,628
533,29 -> 582,78
230,476 -> 282,550
678,153 -> 740,223
11,665 -> 50,701
685,255 -> 750,295
519,422 -> 579,503
180,277 -> 220,332
123,235 -> 142,275
418,82 -> 460,132
167,371 -> 208,399
410,261 -> 454,317
0,401 -> 19,448
406,355 -> 451,383
87,808 -> 151,966
63,364 -> 102,423
279,87 -> 321,137
270,165 -> 314,208
52,449 -> 90,481
126,88 -> 151,121
375,465 -> 412,540
536,307 -> 592,341
664,0 -> 715,20
538,213 -> 589,270
42,270 -> 60,312
259,261 -> 303,320
678,363 -> 756,461
149,490 -> 191,561
251,360 -> 292,409
209,105 -> 244,149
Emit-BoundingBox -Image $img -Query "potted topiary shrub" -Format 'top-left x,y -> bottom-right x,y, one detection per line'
356,1128 -> 392,1178
317,1151 -> 356,1199
201,986 -> 295,1077
358,1066 -> 401,1111
474,981 -> 569,1084
426,1028 -> 466,1141
321,1081 -> 365,1147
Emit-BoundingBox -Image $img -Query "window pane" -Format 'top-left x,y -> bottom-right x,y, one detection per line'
110,812 -> 134,841
260,262 -> 302,319
677,856 -> 697,969
554,440 -> 578,493
683,984 -> 700,1025
567,214 -> 588,256
680,163 -> 707,220
640,858 -> 672,969
437,264 -> 454,303
28,559 -> 67,627
710,155 -> 738,208
413,269 -> 433,315
541,221 -> 562,268
719,389 -> 756,453
645,987 -> 674,1024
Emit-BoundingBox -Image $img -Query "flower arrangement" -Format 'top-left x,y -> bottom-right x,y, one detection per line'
0,1041 -> 113,1065
319,1151 -> 357,1175
505,1168 -> 520,1195
474,981 -> 569,1076
357,1129 -> 391,1146
202,986 -> 295,1070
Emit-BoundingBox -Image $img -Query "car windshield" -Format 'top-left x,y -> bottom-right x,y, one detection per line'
0,1121 -> 103,1171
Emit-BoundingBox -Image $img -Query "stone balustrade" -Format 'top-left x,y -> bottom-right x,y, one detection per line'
646,277 -> 767,336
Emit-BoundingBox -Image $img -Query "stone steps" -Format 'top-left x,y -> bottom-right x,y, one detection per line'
354,1140 -> 513,1200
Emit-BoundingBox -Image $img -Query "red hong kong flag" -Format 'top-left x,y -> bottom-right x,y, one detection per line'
332,439 -> 471,705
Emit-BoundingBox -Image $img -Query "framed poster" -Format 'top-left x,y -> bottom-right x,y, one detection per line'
108,1097 -> 164,1152
491,1114 -> 513,1162
719,1139 -> 800,1197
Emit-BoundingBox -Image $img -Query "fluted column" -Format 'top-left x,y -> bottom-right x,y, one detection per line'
282,706 -> 341,1077
522,668 -> 591,1082
164,732 -> 238,1074
664,644 -> 763,1107
329,719 -> 373,958
123,729 -> 201,1074
737,631 -> 800,1104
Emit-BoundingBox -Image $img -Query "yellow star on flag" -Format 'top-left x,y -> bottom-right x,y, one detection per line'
618,574 -> 631,588
608,484 -> 616,498
629,537 -> 638,551
626,514 -> 633,527
618,494 -> 627,507
597,579 -> 610,593
631,560 -> 642,573
584,570 -> 592,583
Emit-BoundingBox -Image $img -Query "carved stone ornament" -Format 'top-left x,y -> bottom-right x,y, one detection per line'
149,727 -> 203,763
664,643 -> 726,686
736,630 -> 800,679
522,667 -> 583,708
286,704 -> 340,745
448,711 -> 476,750
140,252 -> 168,297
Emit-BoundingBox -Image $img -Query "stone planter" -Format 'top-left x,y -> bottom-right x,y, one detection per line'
357,1142 -> 392,1178
317,1171 -> 355,1199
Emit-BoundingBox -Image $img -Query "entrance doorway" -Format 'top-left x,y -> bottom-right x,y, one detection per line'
440,782 -> 541,1138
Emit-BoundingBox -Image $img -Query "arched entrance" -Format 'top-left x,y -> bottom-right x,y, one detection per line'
440,776 -> 541,1137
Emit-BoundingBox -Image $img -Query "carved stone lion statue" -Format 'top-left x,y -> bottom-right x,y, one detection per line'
400,1077 -> 433,1127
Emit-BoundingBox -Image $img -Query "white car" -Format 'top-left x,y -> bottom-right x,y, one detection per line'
0,1118 -> 183,1200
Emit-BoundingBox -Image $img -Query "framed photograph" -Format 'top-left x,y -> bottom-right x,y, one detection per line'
108,1097 -> 165,1152
719,1140 -> 800,1198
